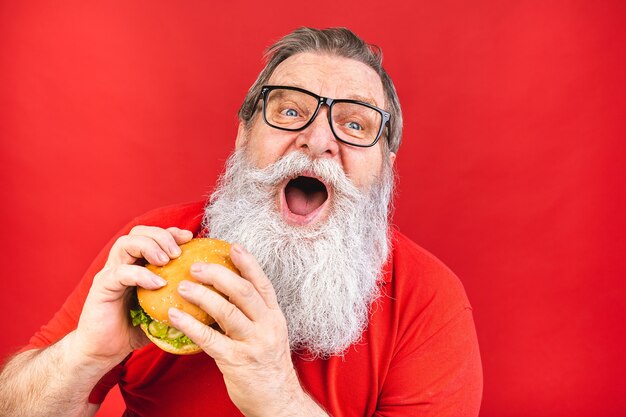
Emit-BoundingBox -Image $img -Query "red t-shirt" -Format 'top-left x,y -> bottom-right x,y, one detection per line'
26,200 -> 483,416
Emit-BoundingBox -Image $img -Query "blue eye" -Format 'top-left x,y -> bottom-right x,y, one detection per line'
284,108 -> 299,117
347,121 -> 362,131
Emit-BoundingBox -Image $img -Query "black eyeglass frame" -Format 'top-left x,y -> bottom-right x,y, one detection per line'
258,85 -> 391,148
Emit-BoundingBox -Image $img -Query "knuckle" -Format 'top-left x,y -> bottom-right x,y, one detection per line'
129,225 -> 172,243
109,264 -> 123,276
93,268 -> 109,283
257,280 -> 274,295
233,348 -> 256,365
112,234 -> 130,249
114,234 -> 142,253
198,324 -> 216,346
95,265 -> 127,292
111,264 -> 130,281
193,282 -> 211,298
219,303 -> 239,323
272,312 -> 287,328
156,230 -> 178,250
98,264 -> 119,281
128,225 -> 146,235
239,280 -> 256,299
155,228 -> 172,240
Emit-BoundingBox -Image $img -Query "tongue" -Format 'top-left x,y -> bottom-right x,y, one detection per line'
285,183 -> 327,216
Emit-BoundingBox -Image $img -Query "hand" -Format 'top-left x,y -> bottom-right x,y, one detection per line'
167,244 -> 311,417
73,226 -> 193,369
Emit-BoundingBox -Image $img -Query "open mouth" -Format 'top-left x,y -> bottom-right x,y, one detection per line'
280,175 -> 330,225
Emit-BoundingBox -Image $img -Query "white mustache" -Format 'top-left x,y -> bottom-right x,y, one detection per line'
246,151 -> 361,199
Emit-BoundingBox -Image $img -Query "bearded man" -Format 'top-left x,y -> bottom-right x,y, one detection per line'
0,27 -> 482,416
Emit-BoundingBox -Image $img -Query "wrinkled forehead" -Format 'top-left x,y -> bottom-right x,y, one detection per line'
267,52 -> 386,109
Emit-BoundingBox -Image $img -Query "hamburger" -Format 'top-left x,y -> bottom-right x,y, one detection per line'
130,237 -> 239,355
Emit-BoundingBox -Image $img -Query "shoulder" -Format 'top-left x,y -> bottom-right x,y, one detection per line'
390,229 -> 457,279
90,200 -> 207,273
127,200 -> 207,232
387,228 -> 472,319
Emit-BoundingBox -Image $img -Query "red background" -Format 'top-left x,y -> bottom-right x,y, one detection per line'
1,1 -> 625,416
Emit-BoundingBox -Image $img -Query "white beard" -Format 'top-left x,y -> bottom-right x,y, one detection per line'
203,148 -> 394,357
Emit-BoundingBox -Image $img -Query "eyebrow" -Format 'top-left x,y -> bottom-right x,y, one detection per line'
346,94 -> 378,107
284,83 -> 380,107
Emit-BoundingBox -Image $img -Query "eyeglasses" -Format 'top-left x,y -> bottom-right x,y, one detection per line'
258,85 -> 391,148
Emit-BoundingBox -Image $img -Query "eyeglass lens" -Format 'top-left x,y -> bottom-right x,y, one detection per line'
264,88 -> 382,146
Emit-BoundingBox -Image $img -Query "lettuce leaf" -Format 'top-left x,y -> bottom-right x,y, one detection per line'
130,307 -> 151,327
129,306 -> 195,348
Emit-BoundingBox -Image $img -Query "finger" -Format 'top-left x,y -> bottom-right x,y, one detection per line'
128,225 -> 183,259
190,263 -> 269,321
177,279 -> 253,339
166,227 -> 194,245
94,264 -> 166,298
168,306 -> 230,358
108,235 -> 172,267
230,244 -> 280,310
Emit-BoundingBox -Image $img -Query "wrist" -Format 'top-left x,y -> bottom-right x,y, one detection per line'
274,371 -> 328,417
62,331 -> 122,383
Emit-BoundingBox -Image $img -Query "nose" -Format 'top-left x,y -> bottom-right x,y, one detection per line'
294,106 -> 339,159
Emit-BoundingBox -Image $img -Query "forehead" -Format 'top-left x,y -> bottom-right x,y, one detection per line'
267,52 -> 386,108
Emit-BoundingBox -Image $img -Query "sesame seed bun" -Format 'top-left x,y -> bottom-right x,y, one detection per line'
136,237 -> 239,354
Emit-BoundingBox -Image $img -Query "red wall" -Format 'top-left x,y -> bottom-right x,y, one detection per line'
1,2 -> 624,416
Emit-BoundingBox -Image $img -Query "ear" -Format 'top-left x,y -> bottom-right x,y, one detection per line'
388,151 -> 396,167
235,122 -> 247,149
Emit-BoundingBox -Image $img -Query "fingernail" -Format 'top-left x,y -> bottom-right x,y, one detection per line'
157,252 -> 169,263
233,243 -> 247,255
190,263 -> 205,273
168,307 -> 182,320
178,280 -> 191,292
152,275 -> 167,287
170,245 -> 182,257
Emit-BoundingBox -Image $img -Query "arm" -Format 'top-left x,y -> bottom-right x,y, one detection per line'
0,337 -> 102,417
167,243 -> 329,417
0,226 -> 193,417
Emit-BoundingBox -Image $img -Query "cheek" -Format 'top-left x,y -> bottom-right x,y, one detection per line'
342,149 -> 385,189
244,126 -> 295,169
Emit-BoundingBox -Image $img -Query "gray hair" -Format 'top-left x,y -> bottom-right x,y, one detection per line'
237,27 -> 403,153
